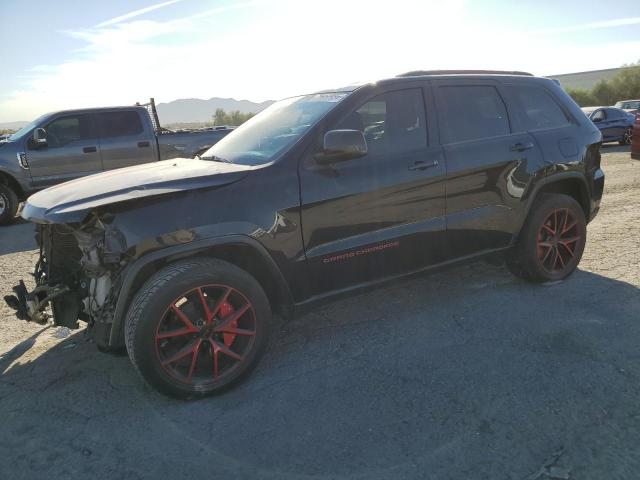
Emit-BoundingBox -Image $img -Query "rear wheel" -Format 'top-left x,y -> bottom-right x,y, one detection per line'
0,184 -> 18,226
507,194 -> 586,283
125,258 -> 271,399
620,127 -> 633,146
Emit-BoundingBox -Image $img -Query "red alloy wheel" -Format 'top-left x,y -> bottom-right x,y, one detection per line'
155,285 -> 257,385
536,208 -> 581,274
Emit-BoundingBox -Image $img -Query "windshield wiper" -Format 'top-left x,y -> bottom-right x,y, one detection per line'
202,155 -> 232,164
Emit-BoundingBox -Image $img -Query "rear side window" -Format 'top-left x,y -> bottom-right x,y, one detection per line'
438,86 -> 510,143
509,85 -> 570,130
335,88 -> 427,156
98,111 -> 144,138
605,108 -> 622,119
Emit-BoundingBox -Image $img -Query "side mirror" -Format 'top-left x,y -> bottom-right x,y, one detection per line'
32,128 -> 47,147
316,129 -> 367,165
592,117 -> 602,123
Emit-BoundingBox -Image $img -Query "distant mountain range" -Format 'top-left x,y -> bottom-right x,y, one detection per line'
0,97 -> 274,131
0,120 -> 29,131
156,97 -> 274,124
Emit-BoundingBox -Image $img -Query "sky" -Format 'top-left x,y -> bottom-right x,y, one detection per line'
0,0 -> 639,122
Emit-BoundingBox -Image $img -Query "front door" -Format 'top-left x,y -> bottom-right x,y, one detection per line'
299,86 -> 447,297
26,113 -> 102,188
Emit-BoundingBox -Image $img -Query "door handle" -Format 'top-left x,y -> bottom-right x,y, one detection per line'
83,146 -> 97,153
510,142 -> 534,152
408,159 -> 439,171
138,141 -> 150,148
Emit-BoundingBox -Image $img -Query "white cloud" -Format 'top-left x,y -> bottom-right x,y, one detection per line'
531,16 -> 640,34
95,0 -> 183,28
2,1 -> 638,122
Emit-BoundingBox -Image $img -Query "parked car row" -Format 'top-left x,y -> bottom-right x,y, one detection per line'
0,99 -> 233,225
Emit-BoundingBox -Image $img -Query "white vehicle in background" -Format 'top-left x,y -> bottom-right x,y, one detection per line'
614,99 -> 640,116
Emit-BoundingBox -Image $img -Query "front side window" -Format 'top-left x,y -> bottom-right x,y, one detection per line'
335,88 -> 427,156
591,110 -> 606,122
438,86 -> 510,143
45,115 -> 92,148
508,85 -> 570,130
98,111 -> 144,138
202,92 -> 349,165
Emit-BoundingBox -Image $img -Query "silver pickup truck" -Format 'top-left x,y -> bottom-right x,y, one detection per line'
0,99 -> 233,225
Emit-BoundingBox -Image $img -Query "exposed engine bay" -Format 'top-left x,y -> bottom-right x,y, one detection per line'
4,214 -> 125,347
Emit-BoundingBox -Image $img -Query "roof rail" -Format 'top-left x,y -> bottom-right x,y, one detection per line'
397,70 -> 534,77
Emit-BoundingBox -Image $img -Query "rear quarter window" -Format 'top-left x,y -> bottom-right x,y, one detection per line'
508,85 -> 571,130
98,111 -> 144,138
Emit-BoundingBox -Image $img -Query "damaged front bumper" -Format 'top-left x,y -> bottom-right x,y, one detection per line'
3,219 -> 125,349
4,280 -> 69,324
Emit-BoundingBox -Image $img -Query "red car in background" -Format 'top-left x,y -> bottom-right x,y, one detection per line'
632,115 -> 640,160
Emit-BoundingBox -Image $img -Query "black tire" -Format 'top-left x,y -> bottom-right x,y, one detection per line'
507,194 -> 586,283
0,183 -> 18,226
620,127 -> 633,146
125,258 -> 271,399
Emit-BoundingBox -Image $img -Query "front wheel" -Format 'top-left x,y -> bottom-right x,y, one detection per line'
124,258 -> 271,399
507,194 -> 586,283
0,184 -> 18,226
620,127 -> 633,146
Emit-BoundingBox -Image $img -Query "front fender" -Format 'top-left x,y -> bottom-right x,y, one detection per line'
108,234 -> 293,347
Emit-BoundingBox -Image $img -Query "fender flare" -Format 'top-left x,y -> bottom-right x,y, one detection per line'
513,171 -> 590,243
0,168 -> 26,200
108,234 -> 294,346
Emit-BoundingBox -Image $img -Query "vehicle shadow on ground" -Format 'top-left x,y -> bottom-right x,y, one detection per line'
601,144 -> 631,154
1,265 -> 640,479
0,219 -> 37,255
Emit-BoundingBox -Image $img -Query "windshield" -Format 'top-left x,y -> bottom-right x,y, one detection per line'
201,92 -> 349,165
8,114 -> 49,141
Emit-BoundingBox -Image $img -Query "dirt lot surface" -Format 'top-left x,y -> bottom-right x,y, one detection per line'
1,146 -> 639,480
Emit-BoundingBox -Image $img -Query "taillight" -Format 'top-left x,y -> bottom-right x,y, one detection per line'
586,143 -> 601,171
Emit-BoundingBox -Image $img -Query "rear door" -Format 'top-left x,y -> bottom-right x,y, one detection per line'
603,108 -> 627,139
96,110 -> 157,170
26,113 -> 101,188
299,85 -> 447,297
434,80 -> 543,258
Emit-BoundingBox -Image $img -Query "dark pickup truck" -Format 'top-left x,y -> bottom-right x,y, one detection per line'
0,100 -> 233,224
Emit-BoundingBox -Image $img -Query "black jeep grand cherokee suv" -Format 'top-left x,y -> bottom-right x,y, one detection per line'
6,71 -> 604,398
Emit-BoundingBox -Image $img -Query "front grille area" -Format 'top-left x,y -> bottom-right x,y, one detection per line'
41,225 -> 83,284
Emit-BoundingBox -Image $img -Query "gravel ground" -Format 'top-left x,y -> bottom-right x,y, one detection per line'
1,146 -> 639,480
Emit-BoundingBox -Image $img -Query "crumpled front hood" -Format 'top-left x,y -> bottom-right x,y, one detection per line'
22,158 -> 253,224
